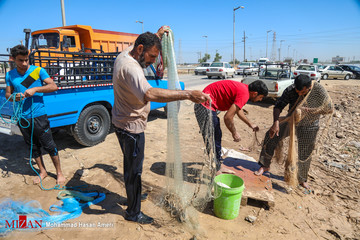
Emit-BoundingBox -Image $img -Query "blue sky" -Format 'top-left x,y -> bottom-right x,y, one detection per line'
0,0 -> 360,63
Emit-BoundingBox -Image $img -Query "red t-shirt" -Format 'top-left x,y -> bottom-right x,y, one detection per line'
201,80 -> 249,111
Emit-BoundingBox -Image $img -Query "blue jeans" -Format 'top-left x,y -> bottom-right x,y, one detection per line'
115,127 -> 145,220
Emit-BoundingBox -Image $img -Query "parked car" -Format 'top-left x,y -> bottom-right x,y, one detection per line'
338,64 -> 360,79
236,62 -> 258,75
319,65 -> 353,80
194,62 -> 211,75
293,64 -> 321,82
206,62 -> 235,79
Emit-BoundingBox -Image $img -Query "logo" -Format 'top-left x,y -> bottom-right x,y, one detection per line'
5,215 -> 42,229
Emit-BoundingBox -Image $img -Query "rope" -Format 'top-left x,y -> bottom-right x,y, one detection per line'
0,93 -> 65,190
0,93 -> 29,128
0,191 -> 106,236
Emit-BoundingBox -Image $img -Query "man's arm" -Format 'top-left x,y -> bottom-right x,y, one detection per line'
224,104 -> 241,142
224,104 -> 258,142
270,86 -> 292,138
269,108 -> 281,138
23,77 -> 58,98
144,88 -> 210,104
5,86 -> 22,102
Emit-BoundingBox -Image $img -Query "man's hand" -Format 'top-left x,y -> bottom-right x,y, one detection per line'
251,124 -> 259,132
24,88 -> 37,98
189,90 -> 211,104
232,132 -> 241,142
156,25 -> 170,39
269,121 -> 279,138
15,93 -> 25,101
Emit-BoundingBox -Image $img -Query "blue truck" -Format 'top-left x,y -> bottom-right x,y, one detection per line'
0,49 -> 184,146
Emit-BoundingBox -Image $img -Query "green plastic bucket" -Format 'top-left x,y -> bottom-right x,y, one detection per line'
213,174 -> 245,220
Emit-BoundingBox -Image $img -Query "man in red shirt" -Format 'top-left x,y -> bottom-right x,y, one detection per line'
194,80 -> 268,174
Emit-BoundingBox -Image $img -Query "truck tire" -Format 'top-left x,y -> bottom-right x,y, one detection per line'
73,104 -> 110,146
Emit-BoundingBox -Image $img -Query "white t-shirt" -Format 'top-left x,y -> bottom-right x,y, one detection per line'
112,46 -> 152,133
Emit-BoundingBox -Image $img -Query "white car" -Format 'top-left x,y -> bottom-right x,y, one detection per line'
293,64 -> 321,82
206,62 -> 235,79
236,62 -> 258,75
194,62 -> 211,75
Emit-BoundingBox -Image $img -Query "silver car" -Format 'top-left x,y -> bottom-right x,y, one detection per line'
319,65 -> 353,80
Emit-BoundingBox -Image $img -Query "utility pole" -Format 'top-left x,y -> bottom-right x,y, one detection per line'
233,6 -> 244,68
279,40 -> 285,62
266,30 -> 272,58
136,21 -> 144,33
287,45 -> 291,58
202,36 -> 208,56
60,0 -> 66,26
242,31 -> 247,61
178,39 -> 182,64
270,32 -> 277,62
249,46 -> 252,61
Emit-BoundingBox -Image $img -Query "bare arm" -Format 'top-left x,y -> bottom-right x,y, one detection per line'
224,104 -> 241,142
269,108 -> 281,138
236,107 -> 258,131
144,88 -> 210,104
23,77 -> 58,98
5,86 -> 22,102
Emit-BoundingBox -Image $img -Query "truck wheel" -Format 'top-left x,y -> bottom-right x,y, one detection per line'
73,104 -> 110,146
344,74 -> 350,80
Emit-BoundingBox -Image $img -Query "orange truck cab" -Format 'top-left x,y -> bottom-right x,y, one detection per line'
29,25 -> 138,53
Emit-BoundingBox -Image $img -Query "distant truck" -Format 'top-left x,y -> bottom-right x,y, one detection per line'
242,63 -> 294,99
258,58 -> 270,65
0,27 -> 184,147
29,25 -> 138,53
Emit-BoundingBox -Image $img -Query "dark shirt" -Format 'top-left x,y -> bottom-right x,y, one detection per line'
274,84 -> 303,114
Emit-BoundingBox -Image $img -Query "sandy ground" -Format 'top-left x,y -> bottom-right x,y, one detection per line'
0,79 -> 359,240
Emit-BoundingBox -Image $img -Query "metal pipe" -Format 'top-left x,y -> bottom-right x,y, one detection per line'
60,0 -> 66,26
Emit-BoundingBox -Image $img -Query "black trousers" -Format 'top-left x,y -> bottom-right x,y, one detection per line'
18,114 -> 58,159
194,103 -> 222,171
115,127 -> 145,220
258,122 -> 319,182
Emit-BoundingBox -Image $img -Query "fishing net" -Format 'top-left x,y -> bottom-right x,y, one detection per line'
161,30 -> 216,230
270,81 -> 333,187
0,191 -> 105,236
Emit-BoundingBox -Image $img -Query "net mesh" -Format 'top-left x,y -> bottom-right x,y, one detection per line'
272,81 -> 333,186
161,30 -> 216,230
